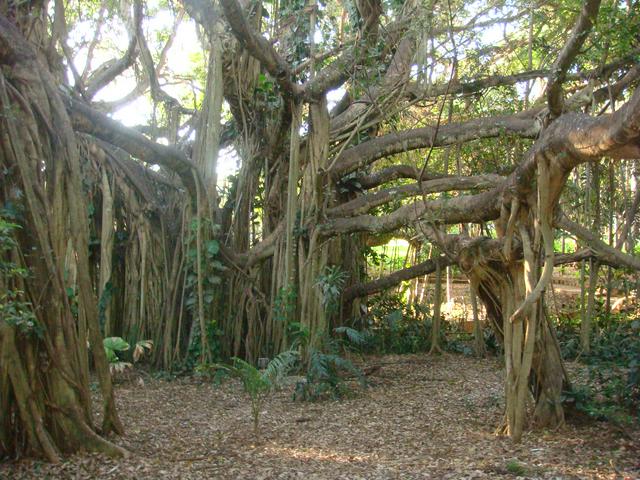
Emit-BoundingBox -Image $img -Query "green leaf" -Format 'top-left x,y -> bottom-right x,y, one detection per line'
262,350 -> 298,385
206,240 -> 220,255
334,326 -> 370,346
105,347 -> 118,362
212,260 -> 227,270
103,336 -> 130,352
386,309 -> 402,327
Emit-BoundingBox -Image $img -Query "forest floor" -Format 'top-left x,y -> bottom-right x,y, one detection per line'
2,354 -> 639,479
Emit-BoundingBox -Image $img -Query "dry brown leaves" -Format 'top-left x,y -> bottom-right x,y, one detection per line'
2,354 -> 639,479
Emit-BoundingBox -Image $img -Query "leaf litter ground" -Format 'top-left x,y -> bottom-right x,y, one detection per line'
2,354 -> 639,479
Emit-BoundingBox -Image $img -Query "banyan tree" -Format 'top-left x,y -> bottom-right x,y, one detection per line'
1,0 -> 640,460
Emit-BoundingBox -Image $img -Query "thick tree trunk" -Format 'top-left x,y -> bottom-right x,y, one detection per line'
474,266 -> 566,438
459,230 -> 567,441
0,16 -> 126,460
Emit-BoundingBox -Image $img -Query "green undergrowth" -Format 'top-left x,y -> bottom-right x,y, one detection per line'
340,292 -> 495,356
555,306 -> 640,425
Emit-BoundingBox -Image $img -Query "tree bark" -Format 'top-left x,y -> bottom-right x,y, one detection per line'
429,260 -> 443,354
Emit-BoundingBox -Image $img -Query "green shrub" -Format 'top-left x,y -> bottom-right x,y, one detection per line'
294,348 -> 366,401
505,460 -> 527,476
555,311 -> 640,421
215,351 -> 298,436
352,293 -> 433,354
103,336 -> 153,374
345,292 -> 484,356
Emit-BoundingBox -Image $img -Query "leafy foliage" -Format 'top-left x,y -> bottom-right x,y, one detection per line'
133,339 -> 154,362
354,294 -> 433,354
346,292 -> 494,356
291,323 -> 366,402
315,265 -> 349,316
0,215 -> 41,337
215,350 -> 299,436
273,285 -> 297,325
103,337 -> 153,374
103,336 -> 132,373
185,218 -> 226,312
180,321 -> 223,372
294,347 -> 366,402
334,326 -> 373,347
556,310 -> 640,422
182,217 -> 225,366
505,460 -> 527,476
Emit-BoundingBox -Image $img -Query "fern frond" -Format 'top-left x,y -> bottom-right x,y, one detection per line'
224,358 -> 266,394
308,349 -> 331,380
334,326 -> 370,346
323,352 -> 365,384
325,353 -> 362,376
262,350 -> 299,385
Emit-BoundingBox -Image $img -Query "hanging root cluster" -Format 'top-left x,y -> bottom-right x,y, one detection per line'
0,39 -> 126,460
453,155 -> 567,442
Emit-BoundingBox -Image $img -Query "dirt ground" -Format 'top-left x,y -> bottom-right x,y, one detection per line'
2,354 -> 639,479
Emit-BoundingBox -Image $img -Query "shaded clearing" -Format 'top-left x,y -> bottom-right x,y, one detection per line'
3,355 -> 638,479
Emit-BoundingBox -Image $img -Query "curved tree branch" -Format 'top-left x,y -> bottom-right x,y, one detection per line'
546,0 -> 601,117
328,174 -> 504,218
355,165 -> 459,189
320,189 -> 500,236
218,0 -> 301,98
84,0 -> 142,99
67,96 -> 200,201
556,214 -> 640,271
322,85 -> 640,238
331,112 -> 540,178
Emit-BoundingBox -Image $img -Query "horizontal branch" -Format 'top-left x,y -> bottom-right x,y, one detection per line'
67,96 -> 200,201
227,222 -> 285,269
354,165 -> 505,190
331,112 -> 539,178
356,165 -> 443,189
328,174 -> 504,218
322,85 -> 640,238
554,248 -> 639,270
556,215 -> 640,271
320,190 -> 500,236
407,52 -> 639,102
343,255 -> 453,301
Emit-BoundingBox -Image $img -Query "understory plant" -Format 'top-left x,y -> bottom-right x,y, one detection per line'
288,321 -> 366,401
294,345 -> 366,401
345,292 -> 486,356
216,350 -> 298,436
556,310 -> 640,422
315,265 -> 349,317
289,268 -> 367,401
103,337 -> 153,374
